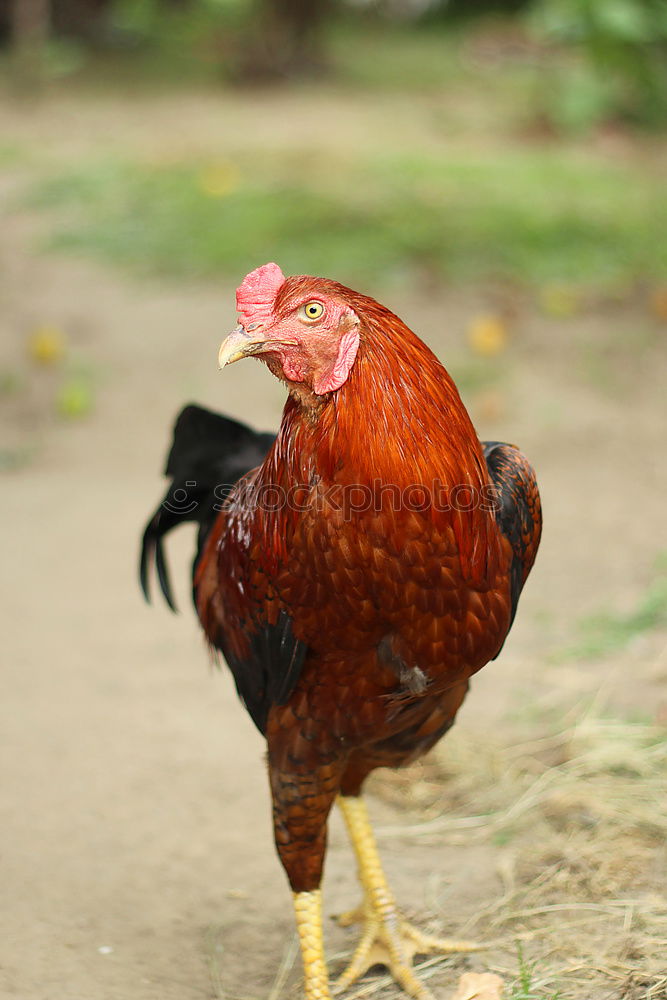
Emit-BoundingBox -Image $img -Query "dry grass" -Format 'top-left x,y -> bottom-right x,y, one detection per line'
369,705 -> 667,998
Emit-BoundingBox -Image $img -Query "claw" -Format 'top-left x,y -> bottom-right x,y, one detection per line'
333,904 -> 364,929
334,901 -> 480,1000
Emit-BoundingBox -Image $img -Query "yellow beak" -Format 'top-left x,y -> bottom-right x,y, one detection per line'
218,325 -> 298,370
218,326 -> 268,369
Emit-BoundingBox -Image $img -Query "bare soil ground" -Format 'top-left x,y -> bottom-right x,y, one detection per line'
1,88 -> 666,1000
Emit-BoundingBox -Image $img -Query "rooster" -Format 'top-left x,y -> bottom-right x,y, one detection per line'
140,263 -> 541,1000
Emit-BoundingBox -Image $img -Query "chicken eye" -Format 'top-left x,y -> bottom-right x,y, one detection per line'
302,301 -> 324,321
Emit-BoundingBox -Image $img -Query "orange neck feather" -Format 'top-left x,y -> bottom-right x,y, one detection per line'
260,295 -> 502,584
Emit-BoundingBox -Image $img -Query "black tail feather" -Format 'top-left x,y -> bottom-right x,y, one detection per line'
139,403 -> 275,612
139,517 -> 155,604
140,507 -> 182,611
155,520 -> 177,612
482,439 -> 542,642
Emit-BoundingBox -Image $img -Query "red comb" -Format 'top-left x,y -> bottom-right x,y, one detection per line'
236,262 -> 285,326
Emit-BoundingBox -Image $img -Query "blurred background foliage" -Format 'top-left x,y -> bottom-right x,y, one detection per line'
2,0 -> 667,127
528,0 -> 667,128
1,0 -> 665,292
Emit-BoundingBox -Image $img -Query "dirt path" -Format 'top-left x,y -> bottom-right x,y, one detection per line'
1,90 -> 666,1000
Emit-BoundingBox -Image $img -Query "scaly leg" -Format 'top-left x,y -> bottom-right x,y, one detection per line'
267,735 -> 345,1000
335,795 -> 479,1000
293,889 -> 332,1000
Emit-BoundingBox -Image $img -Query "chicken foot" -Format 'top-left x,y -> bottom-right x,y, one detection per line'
334,795 -> 480,1000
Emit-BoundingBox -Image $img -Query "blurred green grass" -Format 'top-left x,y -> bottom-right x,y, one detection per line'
330,21 -> 472,91
557,554 -> 667,661
23,148 -> 667,289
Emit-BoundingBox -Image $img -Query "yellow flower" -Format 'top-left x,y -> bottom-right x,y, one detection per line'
28,325 -> 67,366
467,314 -> 508,357
197,162 -> 240,199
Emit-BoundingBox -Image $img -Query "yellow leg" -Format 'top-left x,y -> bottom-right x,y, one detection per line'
293,889 -> 332,1000
335,796 -> 480,1000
